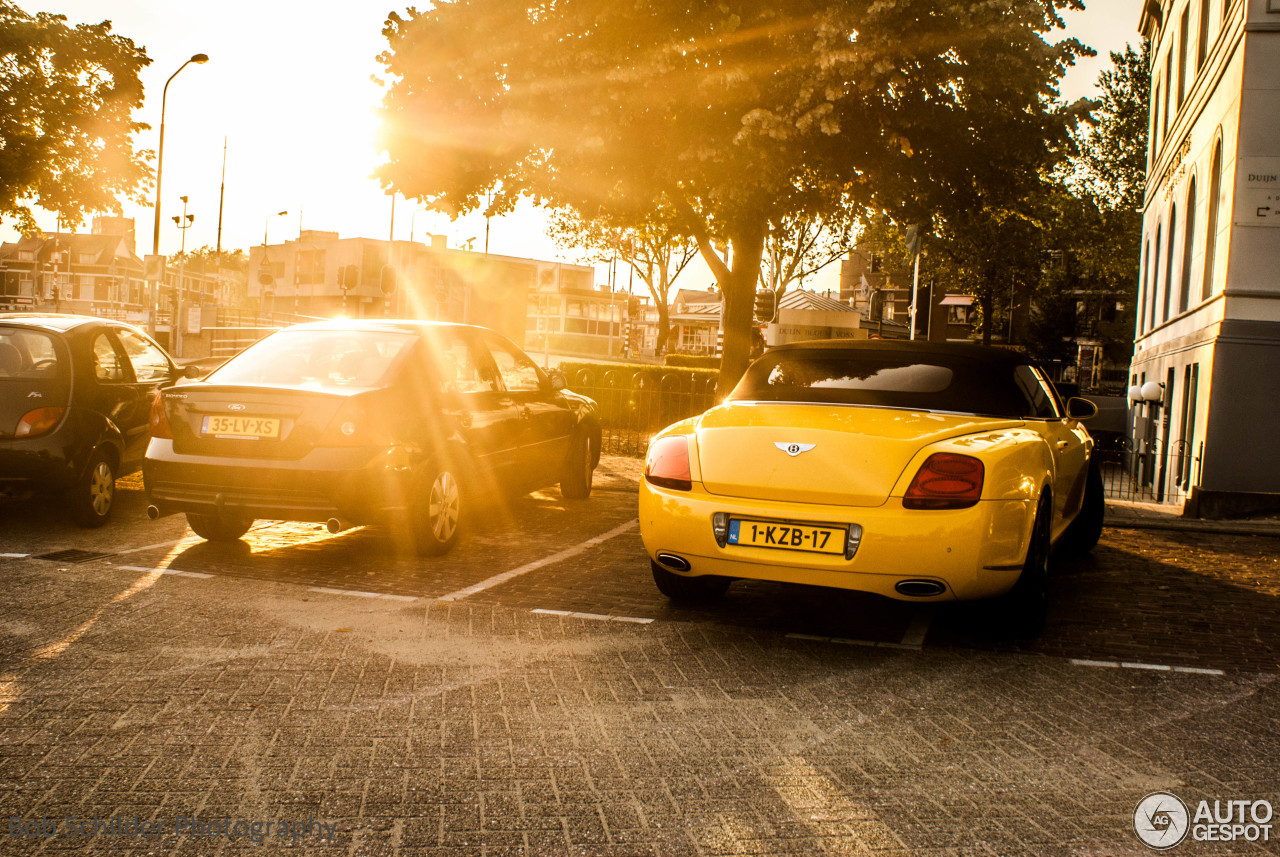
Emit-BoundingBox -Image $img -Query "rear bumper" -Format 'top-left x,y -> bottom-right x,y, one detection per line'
638,479 -> 1036,601
143,439 -> 413,523
0,436 -> 79,497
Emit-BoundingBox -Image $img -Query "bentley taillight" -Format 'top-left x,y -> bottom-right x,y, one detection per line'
644,435 -> 692,491
14,407 -> 65,438
903,453 -> 984,510
148,392 -> 173,439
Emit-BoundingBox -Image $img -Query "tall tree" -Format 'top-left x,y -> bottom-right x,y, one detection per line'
377,0 -> 1085,394
1071,43 -> 1150,213
0,2 -> 152,234
548,208 -> 697,357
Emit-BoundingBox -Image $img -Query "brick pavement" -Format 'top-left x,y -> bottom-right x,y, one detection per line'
0,457 -> 1277,855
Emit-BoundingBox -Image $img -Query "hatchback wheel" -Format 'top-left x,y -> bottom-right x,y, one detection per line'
186,512 -> 255,542
67,450 -> 115,528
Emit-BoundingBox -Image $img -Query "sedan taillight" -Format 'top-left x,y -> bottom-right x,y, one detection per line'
15,407 -> 65,438
903,453 -> 984,510
645,435 -> 692,491
148,392 -> 173,439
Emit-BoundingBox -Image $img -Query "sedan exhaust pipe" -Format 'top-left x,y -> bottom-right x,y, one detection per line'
145,505 -> 178,520
325,517 -> 350,535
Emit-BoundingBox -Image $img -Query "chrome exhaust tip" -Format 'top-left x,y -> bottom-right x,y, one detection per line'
656,552 -> 692,573
325,517 -> 348,534
895,579 -> 946,598
146,505 -> 161,520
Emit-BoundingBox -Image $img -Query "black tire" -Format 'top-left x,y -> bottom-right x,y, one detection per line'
560,430 -> 595,500
67,449 -> 116,528
412,462 -> 463,556
1058,463 -> 1104,557
651,560 -> 730,603
1002,496 -> 1052,638
186,511 -> 254,542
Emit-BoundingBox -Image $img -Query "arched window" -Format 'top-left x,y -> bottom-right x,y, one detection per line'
1151,225 -> 1163,330
1140,239 -> 1152,335
1163,205 -> 1178,323
1180,178 -> 1197,313
1203,139 -> 1223,299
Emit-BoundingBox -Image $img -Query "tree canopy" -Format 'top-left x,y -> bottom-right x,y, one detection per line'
0,1 -> 152,235
377,0 -> 1087,392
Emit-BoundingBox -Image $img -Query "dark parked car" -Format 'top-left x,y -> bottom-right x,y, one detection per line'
0,314 -> 191,527
144,320 -> 602,554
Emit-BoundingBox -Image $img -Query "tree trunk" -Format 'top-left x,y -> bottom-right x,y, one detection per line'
980,293 -> 993,346
716,224 -> 766,398
655,303 -> 670,357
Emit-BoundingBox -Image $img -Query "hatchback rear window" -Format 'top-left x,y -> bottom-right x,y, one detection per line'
0,328 -> 63,380
207,329 -> 416,389
729,350 -> 1034,418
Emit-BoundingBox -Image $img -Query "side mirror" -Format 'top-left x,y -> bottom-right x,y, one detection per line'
1066,397 -> 1098,421
549,371 -> 567,391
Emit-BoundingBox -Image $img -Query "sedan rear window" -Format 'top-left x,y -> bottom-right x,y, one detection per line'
0,328 -> 63,380
729,350 -> 1034,418
208,329 -> 416,389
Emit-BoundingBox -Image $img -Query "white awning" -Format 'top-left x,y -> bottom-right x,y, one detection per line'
939,295 -> 974,306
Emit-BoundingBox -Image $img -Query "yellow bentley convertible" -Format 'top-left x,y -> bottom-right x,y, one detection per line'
639,340 -> 1103,634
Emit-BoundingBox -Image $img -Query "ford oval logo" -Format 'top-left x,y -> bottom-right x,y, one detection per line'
228,404 -> 246,411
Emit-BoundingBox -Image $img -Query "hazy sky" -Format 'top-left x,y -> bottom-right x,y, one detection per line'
11,1 -> 1144,289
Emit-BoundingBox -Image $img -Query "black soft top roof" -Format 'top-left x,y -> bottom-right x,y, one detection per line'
767,338 -> 1034,368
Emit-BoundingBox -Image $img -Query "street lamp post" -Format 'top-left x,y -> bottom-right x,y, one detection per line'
150,53 -> 209,336
171,196 -> 195,357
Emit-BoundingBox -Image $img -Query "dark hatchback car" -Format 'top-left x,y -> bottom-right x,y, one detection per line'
0,314 -> 189,527
144,320 -> 602,554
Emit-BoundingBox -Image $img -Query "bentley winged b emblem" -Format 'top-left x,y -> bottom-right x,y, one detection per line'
774,442 -> 816,457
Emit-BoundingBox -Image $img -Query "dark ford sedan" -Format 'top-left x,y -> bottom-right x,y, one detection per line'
144,320 -> 602,554
0,314 -> 188,527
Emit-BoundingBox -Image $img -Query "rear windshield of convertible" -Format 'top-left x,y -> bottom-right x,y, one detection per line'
728,350 -> 1039,418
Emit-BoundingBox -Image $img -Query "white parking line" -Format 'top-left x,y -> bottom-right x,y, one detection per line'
0,553 -> 30,559
308,587 -> 417,603
1071,658 -> 1225,676
437,519 -> 639,603
531,608 -> 654,625
116,565 -> 213,579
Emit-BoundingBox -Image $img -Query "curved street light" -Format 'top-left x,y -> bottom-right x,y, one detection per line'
149,53 -> 209,334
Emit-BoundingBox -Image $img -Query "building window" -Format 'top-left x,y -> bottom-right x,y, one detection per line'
1140,239 -> 1152,334
18,251 -> 34,262
1203,140 -> 1223,300
1197,0 -> 1211,69
1177,8 -> 1189,109
1180,178 -> 1197,314
1152,81 -> 1162,156
295,249 -> 326,285
1151,226 -> 1162,331
1164,52 -> 1173,134
1163,204 -> 1178,323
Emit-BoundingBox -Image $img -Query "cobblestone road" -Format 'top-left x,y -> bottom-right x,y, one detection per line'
1,458 -> 1277,855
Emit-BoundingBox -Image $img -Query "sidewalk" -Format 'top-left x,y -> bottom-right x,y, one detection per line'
1106,498 -> 1280,537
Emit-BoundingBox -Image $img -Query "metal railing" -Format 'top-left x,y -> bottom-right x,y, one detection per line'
566,367 -> 717,456
1095,439 -> 1195,505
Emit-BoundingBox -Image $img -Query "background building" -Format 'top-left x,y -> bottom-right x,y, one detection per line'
1131,0 -> 1280,515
